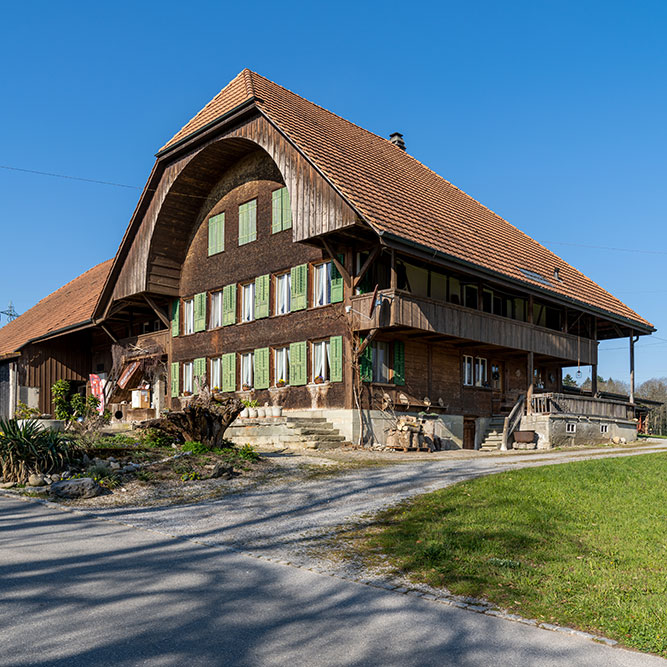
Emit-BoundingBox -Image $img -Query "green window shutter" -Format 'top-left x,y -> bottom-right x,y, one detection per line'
291,264 -> 308,311
393,340 -> 405,385
272,189 -> 282,234
208,213 -> 225,255
248,199 -> 257,242
223,284 -> 237,326
254,274 -> 270,319
222,353 -> 236,392
171,362 -> 179,397
193,357 -> 206,391
238,204 -> 247,245
331,254 -> 344,303
194,292 -> 207,332
239,200 -> 257,244
254,347 -> 270,389
289,341 -> 307,386
360,338 -> 373,382
330,336 -> 343,382
282,187 -> 292,230
171,300 -> 180,337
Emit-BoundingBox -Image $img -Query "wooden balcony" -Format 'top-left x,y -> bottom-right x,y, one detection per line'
530,392 -> 634,419
349,289 -> 597,365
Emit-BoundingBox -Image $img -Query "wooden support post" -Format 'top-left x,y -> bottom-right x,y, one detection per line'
526,352 -> 534,415
630,332 -> 635,404
527,295 -> 534,324
144,294 -> 170,329
390,249 -> 397,290
591,318 -> 598,395
322,238 -> 351,285
352,246 -> 380,289
100,324 -> 118,344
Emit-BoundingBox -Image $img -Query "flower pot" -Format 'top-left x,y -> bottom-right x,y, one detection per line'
314,377 -> 324,385
271,405 -> 283,417
248,408 -> 258,419
513,430 -> 535,444
256,407 -> 266,418
242,385 -> 252,392
240,408 -> 249,419
276,381 -> 286,388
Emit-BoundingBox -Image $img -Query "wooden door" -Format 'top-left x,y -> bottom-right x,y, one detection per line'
463,418 -> 476,450
491,361 -> 503,414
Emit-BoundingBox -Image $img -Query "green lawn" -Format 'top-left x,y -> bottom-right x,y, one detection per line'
352,454 -> 667,656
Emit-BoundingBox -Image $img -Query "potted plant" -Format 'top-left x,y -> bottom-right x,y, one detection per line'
256,406 -> 266,418
271,405 -> 283,417
276,378 -> 286,388
183,390 -> 192,397
242,383 -> 252,391
241,398 -> 259,418
314,375 -> 324,385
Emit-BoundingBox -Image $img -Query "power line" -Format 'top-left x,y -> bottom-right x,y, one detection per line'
542,239 -> 667,256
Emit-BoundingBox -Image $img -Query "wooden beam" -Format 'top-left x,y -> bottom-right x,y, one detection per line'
353,246 -> 380,288
356,328 -> 378,357
100,324 -> 118,344
630,332 -> 636,403
143,294 -> 170,328
321,238 -> 351,285
526,351 -> 534,415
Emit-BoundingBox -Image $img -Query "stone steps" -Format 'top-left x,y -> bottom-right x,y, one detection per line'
479,417 -> 507,451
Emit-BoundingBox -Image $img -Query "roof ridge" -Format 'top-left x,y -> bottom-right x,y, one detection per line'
243,68 -> 256,98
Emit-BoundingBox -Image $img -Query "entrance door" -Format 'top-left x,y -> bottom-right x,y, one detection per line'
463,418 -> 476,450
491,361 -> 503,414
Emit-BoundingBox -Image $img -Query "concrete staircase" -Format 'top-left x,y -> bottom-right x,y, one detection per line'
225,416 -> 348,450
478,416 -> 506,451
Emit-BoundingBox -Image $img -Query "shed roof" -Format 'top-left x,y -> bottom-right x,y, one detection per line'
0,260 -> 112,357
160,70 -> 652,331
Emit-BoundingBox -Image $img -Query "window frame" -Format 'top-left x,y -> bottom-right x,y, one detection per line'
566,422 -> 577,434
463,355 -> 474,386
241,282 -> 256,323
238,198 -> 258,246
183,298 -> 195,335
475,357 -> 488,388
275,272 -> 291,316
371,341 -> 391,383
313,261 -> 332,308
311,339 -> 330,382
274,346 -> 290,387
183,361 -> 194,394
240,352 -> 254,390
210,290 -> 223,329
210,357 -> 222,391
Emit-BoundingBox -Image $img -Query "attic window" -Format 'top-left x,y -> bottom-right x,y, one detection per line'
553,267 -> 562,282
519,268 -> 552,286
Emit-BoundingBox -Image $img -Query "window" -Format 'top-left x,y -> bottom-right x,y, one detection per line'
208,212 -> 225,255
275,273 -> 291,315
600,424 -> 609,434
210,357 -> 222,391
475,357 -> 488,387
272,187 -> 292,233
464,285 -> 478,309
183,298 -> 195,335
238,199 -> 257,245
275,347 -> 290,386
312,340 -> 330,382
241,282 -> 255,323
566,422 -> 577,434
313,262 -> 332,307
210,290 -> 223,328
463,355 -> 474,386
241,352 -> 254,389
491,363 -> 502,390
372,341 -> 390,383
183,361 -> 193,394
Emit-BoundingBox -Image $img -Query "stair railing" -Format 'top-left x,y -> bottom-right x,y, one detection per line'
501,393 -> 526,451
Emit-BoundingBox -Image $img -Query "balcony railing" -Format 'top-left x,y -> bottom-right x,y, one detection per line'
530,392 -> 634,419
349,289 -> 597,365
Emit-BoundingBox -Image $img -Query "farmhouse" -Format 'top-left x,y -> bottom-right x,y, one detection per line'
0,70 -> 654,449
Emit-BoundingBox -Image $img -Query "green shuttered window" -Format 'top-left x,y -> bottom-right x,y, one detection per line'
329,336 -> 343,382
291,264 -> 308,311
254,347 -> 270,389
170,362 -> 179,397
193,357 -> 206,391
222,284 -> 237,326
171,300 -> 180,337
194,292 -> 207,332
271,187 -> 292,234
208,213 -> 225,255
393,341 -> 405,385
360,341 -> 373,382
254,274 -> 270,319
289,341 -> 307,386
331,254 -> 344,304
222,353 -> 236,392
238,199 -> 257,246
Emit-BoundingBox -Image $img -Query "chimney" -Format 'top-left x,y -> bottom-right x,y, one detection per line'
389,132 -> 406,151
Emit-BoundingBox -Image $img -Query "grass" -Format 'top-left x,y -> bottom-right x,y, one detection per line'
340,453 -> 667,656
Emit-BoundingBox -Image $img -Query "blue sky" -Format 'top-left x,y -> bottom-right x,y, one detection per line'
1,0 -> 665,383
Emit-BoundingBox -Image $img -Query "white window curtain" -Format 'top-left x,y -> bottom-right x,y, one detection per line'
463,355 -> 473,386
210,291 -> 223,328
276,273 -> 291,315
183,362 -> 194,393
242,283 -> 255,322
372,342 -> 390,383
241,353 -> 253,388
314,262 -> 331,307
312,340 -> 330,381
184,299 -> 194,335
275,347 -> 289,385
475,357 -> 487,387
211,358 -> 221,390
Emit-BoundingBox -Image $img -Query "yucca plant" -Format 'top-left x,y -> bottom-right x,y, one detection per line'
0,418 -> 77,483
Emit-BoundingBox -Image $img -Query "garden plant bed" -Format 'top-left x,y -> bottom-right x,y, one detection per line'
325,453 -> 667,657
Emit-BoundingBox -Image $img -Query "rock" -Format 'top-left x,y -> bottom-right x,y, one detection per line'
209,462 -> 235,479
0,481 -> 15,489
50,474 -> 61,483
107,456 -> 117,462
50,478 -> 104,499
28,474 -> 46,487
82,454 -> 91,465
109,461 -> 121,471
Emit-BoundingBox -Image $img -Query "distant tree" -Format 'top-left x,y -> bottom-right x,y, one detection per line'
562,373 -> 578,388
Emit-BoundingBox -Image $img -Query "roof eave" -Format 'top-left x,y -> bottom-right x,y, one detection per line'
377,230 -> 655,336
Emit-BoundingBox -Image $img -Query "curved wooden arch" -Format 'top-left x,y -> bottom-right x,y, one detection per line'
110,113 -> 360,303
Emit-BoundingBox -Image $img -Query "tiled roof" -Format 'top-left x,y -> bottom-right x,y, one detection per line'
0,260 -> 112,357
160,70 -> 652,329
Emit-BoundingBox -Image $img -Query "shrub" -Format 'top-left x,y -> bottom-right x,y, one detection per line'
141,428 -> 173,448
15,401 -> 40,420
181,441 -> 209,455
0,418 -> 76,483
237,444 -> 260,462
